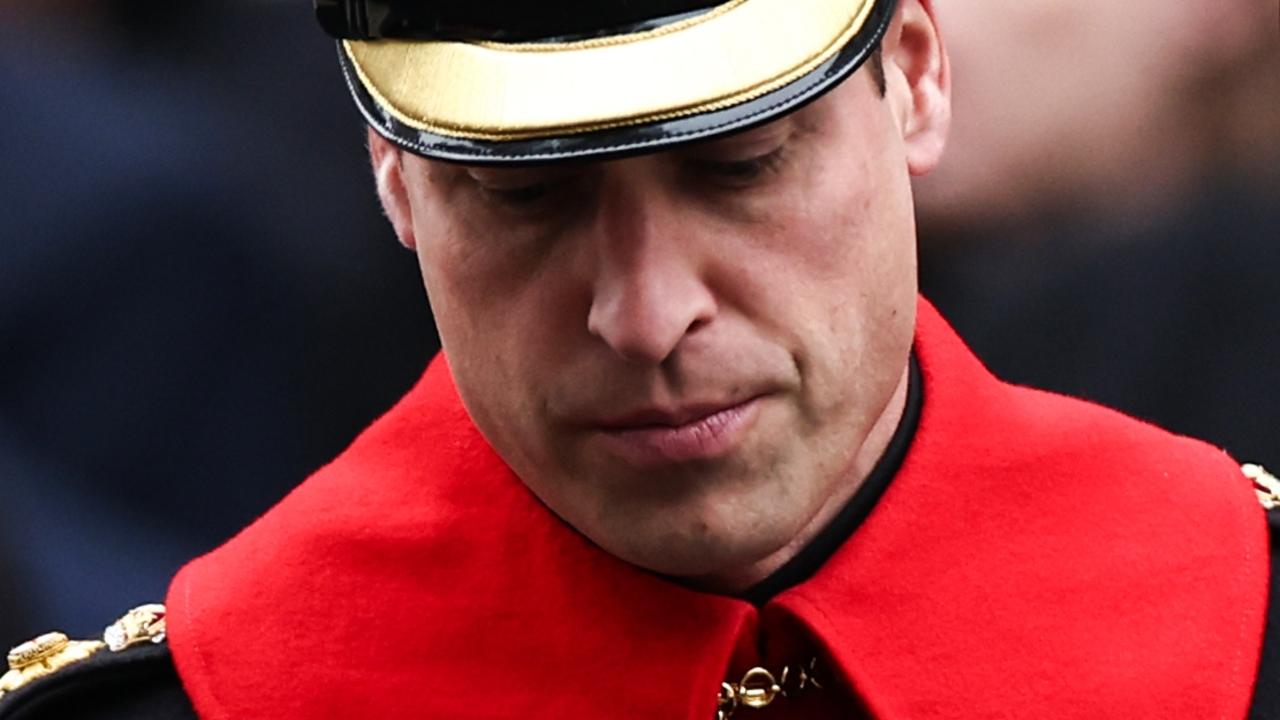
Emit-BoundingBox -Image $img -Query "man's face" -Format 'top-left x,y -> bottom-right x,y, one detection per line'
376,6 -> 949,584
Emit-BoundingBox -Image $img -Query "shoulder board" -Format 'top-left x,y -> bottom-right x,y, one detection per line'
0,604 -> 194,719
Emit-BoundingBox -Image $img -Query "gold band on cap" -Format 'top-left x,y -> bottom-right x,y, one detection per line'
344,0 -> 878,142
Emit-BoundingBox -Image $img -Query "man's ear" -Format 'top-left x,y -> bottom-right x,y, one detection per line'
881,0 -> 950,177
368,128 -> 417,250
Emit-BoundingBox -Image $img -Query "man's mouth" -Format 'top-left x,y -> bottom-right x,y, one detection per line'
588,396 -> 765,466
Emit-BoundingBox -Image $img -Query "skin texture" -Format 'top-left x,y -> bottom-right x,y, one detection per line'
371,0 -> 950,592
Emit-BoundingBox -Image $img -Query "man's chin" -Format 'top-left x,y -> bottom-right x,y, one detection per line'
589,517 -> 801,593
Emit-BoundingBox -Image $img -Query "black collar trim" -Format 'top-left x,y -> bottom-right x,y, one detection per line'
741,353 -> 923,605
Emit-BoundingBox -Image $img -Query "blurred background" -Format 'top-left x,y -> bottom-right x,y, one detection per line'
0,0 -> 439,647
916,0 -> 1278,475
0,0 -> 1275,649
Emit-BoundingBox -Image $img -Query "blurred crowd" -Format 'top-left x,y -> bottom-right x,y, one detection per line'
1,0 -> 1276,649
917,0 -> 1278,470
0,0 -> 438,647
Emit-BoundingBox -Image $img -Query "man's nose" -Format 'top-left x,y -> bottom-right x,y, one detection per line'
585,197 -> 717,365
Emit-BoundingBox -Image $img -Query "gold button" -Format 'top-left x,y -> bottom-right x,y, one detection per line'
737,667 -> 781,709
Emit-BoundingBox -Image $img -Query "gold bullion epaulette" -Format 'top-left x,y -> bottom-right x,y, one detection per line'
1245,463 -> 1280,511
0,604 -> 167,704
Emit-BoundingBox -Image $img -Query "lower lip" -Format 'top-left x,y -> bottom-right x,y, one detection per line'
592,399 -> 762,466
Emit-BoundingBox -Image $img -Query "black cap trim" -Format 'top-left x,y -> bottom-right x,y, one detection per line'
317,0 -> 725,42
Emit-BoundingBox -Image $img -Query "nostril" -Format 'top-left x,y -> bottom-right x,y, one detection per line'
587,288 -> 716,366
686,315 -> 712,335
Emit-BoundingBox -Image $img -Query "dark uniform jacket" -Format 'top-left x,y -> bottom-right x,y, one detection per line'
3,299 -> 1277,718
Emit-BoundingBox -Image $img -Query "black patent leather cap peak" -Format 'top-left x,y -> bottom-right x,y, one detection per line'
316,0 -> 723,41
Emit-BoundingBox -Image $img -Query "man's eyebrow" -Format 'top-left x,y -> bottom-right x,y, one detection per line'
684,116 -> 799,155
462,160 -> 590,182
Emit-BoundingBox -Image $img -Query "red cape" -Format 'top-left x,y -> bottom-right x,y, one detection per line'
167,300 -> 1268,719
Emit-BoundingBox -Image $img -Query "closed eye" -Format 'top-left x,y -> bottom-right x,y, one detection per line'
687,146 -> 788,186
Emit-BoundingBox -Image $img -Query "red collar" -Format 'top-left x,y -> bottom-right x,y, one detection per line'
168,299 -> 1267,719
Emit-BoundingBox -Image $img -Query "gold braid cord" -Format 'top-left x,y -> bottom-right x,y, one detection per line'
1245,464 -> 1280,510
